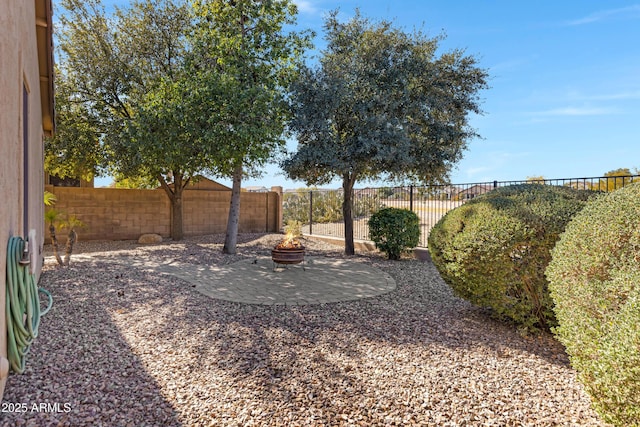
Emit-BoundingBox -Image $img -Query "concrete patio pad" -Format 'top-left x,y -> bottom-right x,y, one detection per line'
145,256 -> 396,305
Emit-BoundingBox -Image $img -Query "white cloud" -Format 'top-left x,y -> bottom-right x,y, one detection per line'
567,5 -> 640,25
578,90 -> 640,101
293,0 -> 319,15
529,106 -> 618,117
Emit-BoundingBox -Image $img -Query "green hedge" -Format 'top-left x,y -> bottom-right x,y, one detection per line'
428,184 -> 595,332
546,183 -> 640,426
368,208 -> 420,260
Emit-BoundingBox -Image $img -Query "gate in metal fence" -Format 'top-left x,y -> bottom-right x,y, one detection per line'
283,175 -> 639,248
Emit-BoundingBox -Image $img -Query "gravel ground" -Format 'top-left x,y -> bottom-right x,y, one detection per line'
1,234 -> 606,426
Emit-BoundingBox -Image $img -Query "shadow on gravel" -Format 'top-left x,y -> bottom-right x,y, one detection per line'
0,267 -> 182,427
27,234 -> 597,426
159,262 -> 580,425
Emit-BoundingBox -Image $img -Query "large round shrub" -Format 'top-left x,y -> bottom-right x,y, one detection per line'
428,184 -> 595,331
368,207 -> 420,260
546,183 -> 640,426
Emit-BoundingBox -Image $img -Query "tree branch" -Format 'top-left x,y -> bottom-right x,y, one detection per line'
157,174 -> 174,198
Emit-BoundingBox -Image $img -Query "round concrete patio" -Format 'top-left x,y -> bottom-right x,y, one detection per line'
129,255 -> 396,305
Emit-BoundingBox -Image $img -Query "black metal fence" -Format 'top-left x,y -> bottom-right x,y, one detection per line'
283,175 -> 640,248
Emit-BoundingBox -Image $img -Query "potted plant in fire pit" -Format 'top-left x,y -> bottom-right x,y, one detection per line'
272,220 -> 305,267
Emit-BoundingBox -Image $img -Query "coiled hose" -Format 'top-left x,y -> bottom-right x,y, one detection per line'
6,236 -> 52,374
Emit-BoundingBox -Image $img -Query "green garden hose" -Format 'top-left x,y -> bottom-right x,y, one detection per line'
6,236 -> 52,374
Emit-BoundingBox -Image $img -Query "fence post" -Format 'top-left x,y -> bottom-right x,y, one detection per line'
493,180 -> 498,189
271,186 -> 283,232
409,185 -> 414,212
265,192 -> 269,232
309,190 -> 313,235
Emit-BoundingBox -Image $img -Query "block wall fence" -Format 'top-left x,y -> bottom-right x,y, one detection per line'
45,185 -> 283,242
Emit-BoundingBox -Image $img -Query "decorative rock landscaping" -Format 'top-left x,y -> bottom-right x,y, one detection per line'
1,234 -> 606,426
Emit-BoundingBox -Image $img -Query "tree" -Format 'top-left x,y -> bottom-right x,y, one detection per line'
112,172 -> 159,189
526,175 -> 546,184
282,12 -> 489,254
45,65 -> 103,182
187,0 -> 312,253
57,0 -> 196,240
596,168 -> 636,192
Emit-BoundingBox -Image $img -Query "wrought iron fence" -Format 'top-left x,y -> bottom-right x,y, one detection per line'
283,175 -> 640,248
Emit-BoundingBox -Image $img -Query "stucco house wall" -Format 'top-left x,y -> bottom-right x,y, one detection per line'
0,0 -> 54,400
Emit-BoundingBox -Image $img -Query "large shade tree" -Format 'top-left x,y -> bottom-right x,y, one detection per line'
57,0 -> 311,245
282,12 -> 489,255
45,65 -> 104,182
187,0 -> 312,253
57,0 -> 197,240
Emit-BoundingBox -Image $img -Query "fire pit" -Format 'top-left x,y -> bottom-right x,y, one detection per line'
272,232 -> 305,270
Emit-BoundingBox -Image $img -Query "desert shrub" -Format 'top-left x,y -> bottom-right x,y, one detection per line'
368,208 -> 420,260
283,189 -> 342,224
283,190 -> 311,225
428,184 -> 595,332
353,194 -> 385,218
284,189 -> 385,225
314,191 -> 343,223
546,183 -> 640,426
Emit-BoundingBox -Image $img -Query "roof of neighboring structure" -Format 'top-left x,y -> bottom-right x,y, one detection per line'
244,186 -> 269,192
187,176 -> 231,191
457,184 -> 494,194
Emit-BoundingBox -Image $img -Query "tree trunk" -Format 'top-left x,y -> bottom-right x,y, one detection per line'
63,229 -> 77,266
342,173 -> 356,256
49,223 -> 64,266
171,190 -> 184,241
223,163 -> 243,254
158,172 -> 188,241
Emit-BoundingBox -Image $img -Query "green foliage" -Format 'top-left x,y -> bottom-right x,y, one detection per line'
526,175 -> 546,184
113,173 -> 158,189
44,191 -> 57,207
188,0 -> 312,177
283,189 -> 385,225
591,167 -> 638,192
353,193 -> 385,218
282,10 -> 488,254
282,189 -> 312,225
313,191 -> 343,223
45,65 -> 104,181
44,203 -> 85,267
57,0 -> 311,245
58,0 -> 194,239
187,0 -> 312,253
428,184 -> 595,332
546,183 -> 640,426
368,208 -> 420,260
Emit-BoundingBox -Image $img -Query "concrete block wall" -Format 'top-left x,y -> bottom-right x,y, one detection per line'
45,186 -> 281,241
183,191 -> 279,235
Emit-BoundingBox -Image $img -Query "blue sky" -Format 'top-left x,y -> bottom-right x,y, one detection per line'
89,0 -> 640,188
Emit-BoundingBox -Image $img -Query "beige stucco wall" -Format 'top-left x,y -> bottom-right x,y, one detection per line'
0,0 -> 48,399
45,186 -> 282,241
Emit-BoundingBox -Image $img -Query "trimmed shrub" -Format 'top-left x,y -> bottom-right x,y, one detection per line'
368,208 -> 420,260
546,183 -> 640,426
428,184 -> 595,332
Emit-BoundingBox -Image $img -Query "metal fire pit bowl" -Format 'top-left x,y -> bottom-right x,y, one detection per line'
271,247 -> 306,271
